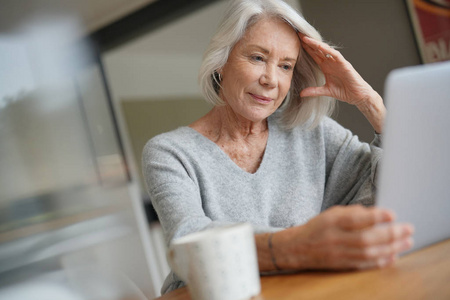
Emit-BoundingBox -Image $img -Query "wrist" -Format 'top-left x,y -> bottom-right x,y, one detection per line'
268,233 -> 282,271
256,230 -> 296,272
255,233 -> 277,272
256,227 -> 310,272
270,227 -> 309,271
356,90 -> 386,134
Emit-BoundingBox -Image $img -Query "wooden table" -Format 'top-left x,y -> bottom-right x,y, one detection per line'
156,239 -> 450,300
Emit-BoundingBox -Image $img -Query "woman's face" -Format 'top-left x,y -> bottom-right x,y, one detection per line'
219,17 -> 301,123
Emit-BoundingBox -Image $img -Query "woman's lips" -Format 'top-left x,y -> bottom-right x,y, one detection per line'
250,93 -> 273,104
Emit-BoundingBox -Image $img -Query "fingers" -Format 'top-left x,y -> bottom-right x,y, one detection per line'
306,205 -> 415,270
331,254 -> 399,270
308,243 -> 403,270
302,41 -> 331,65
326,205 -> 395,231
324,205 -> 414,245
320,235 -> 413,270
331,221 -> 414,253
286,205 -> 416,272
300,34 -> 341,64
300,86 -> 329,98
342,237 -> 414,260
306,228 -> 413,271
345,222 -> 414,247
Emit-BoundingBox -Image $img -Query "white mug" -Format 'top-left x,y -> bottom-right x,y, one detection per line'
168,223 -> 261,300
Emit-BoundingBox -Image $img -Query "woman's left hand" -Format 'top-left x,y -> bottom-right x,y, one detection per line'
299,34 -> 386,133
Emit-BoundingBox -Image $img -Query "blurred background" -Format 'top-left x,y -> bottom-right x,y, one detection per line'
0,0 -> 424,299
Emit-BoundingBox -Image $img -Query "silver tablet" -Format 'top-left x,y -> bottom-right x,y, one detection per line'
376,61 -> 450,254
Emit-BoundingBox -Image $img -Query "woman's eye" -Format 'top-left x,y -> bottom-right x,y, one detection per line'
281,64 -> 292,71
252,55 -> 264,62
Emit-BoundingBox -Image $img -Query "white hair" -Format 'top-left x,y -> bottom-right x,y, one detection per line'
198,0 -> 336,129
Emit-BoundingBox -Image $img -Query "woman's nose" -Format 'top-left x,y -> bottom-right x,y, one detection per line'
259,65 -> 277,88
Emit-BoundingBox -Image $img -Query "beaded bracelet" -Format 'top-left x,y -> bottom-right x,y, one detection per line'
268,233 -> 282,271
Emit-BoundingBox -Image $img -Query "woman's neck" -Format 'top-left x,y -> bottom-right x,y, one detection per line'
191,105 -> 268,143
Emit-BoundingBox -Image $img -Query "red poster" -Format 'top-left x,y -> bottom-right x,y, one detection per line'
407,0 -> 450,63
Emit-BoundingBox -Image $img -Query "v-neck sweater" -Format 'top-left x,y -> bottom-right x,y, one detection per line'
142,116 -> 382,294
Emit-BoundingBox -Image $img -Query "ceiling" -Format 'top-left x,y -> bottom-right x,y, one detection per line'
109,1 -> 228,56
0,0 -> 157,34
73,0 -> 158,32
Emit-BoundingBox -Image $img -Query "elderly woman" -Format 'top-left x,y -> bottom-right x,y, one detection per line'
142,0 -> 414,294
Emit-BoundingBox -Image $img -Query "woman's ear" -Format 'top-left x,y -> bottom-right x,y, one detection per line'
212,71 -> 222,94
213,71 -> 221,82
216,67 -> 224,78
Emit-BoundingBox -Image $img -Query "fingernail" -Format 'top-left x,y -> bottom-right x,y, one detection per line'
380,210 -> 395,222
403,224 -> 414,235
378,257 -> 392,267
400,238 -> 413,251
402,226 -> 410,235
387,255 -> 396,264
406,238 -> 414,248
389,255 -> 398,264
386,210 -> 396,221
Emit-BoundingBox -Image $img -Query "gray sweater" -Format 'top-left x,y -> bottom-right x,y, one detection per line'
142,116 -> 382,294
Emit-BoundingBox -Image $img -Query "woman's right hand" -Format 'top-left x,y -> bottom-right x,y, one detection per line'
270,205 -> 414,271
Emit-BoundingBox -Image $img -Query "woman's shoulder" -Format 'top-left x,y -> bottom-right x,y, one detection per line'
318,117 -> 376,152
147,126 -> 193,144
272,115 -> 344,138
143,126 -> 202,156
271,116 -> 356,153
320,116 -> 349,135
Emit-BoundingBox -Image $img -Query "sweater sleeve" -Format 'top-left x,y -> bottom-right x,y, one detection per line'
142,135 -> 232,246
321,118 -> 382,209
